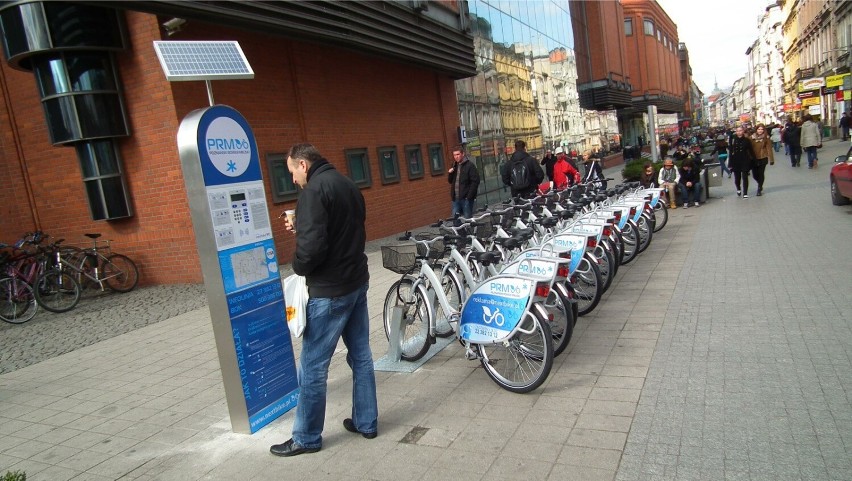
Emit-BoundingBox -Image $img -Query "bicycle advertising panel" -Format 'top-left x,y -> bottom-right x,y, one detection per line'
567,223 -> 603,244
549,234 -> 586,275
459,275 -> 533,344
178,105 -> 297,434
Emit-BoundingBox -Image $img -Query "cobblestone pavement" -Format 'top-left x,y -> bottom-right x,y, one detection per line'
616,140 -> 852,481
1,143 -> 850,480
0,285 -> 207,374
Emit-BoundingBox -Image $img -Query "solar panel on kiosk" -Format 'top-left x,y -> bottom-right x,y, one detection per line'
153,41 -> 254,81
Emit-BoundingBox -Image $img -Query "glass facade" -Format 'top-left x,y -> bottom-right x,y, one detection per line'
457,0 -> 583,207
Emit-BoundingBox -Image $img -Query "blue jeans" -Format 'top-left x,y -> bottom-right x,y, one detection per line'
292,283 -> 377,448
805,146 -> 818,167
451,199 -> 474,219
678,182 -> 702,205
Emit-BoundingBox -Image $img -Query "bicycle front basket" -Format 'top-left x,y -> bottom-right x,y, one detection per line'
475,216 -> 495,241
413,233 -> 445,260
381,244 -> 417,274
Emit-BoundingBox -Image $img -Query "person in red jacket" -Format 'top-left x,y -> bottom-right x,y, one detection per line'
552,149 -> 580,189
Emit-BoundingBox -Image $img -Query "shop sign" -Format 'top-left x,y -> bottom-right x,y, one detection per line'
801,97 -> 821,107
798,77 -> 825,92
826,73 -> 849,89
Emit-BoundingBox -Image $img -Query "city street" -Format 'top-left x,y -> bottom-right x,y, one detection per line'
1,140 -> 851,480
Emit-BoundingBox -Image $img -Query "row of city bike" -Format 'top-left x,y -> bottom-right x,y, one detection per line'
0,231 -> 139,324
380,180 -> 668,393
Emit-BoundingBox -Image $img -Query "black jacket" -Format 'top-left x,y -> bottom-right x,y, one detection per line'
447,158 -> 480,201
678,166 -> 701,186
728,135 -> 754,172
502,151 -> 544,197
293,159 -> 369,297
540,153 -> 556,180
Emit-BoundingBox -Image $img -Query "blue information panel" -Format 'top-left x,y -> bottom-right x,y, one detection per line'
195,105 -> 299,433
459,277 -> 532,343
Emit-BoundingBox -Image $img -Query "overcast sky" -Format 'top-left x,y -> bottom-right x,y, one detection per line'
656,0 -> 771,95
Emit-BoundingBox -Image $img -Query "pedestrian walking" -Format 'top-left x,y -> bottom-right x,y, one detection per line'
270,143 -> 377,458
800,114 -> 821,169
712,135 -> 732,178
447,144 -> 480,219
552,149 -> 580,189
729,126 -> 754,198
770,124 -> 782,153
541,149 -> 556,182
502,139 -> 544,198
840,112 -> 850,141
786,120 -> 803,167
581,150 -> 606,190
750,124 -> 774,196
657,158 -> 680,208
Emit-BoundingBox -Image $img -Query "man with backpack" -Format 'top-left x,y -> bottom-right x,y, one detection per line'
502,139 -> 544,198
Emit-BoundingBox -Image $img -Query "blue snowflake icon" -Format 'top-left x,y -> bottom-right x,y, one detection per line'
226,160 -> 237,172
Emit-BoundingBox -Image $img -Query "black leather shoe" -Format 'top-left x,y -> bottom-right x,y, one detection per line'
343,418 -> 377,439
269,438 -> 320,457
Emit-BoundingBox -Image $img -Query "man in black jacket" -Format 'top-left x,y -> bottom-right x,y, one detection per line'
270,143 -> 377,458
502,139 -> 544,198
447,144 -> 480,219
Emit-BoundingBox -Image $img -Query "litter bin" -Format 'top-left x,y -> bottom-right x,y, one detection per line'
823,126 -> 832,139
703,162 -> 722,199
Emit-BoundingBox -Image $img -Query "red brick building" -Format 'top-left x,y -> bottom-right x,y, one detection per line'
0,2 -> 475,284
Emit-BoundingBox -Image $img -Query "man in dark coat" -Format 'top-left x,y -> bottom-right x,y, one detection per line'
502,139 -> 544,198
540,149 -> 556,182
729,126 -> 754,197
447,144 -> 480,219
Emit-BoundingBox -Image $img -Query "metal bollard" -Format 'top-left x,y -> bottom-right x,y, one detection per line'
386,306 -> 405,362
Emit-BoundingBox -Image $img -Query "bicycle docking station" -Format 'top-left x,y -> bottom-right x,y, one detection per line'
373,306 -> 455,373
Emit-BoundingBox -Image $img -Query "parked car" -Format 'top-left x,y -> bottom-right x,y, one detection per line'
830,146 -> 852,205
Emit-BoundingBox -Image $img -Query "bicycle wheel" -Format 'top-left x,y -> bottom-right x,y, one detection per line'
594,244 -> 615,293
34,269 -> 81,313
103,254 -> 139,292
652,202 -> 668,232
434,268 -> 462,338
0,277 -> 37,324
637,215 -> 653,254
572,253 -> 603,316
620,220 -> 639,265
382,278 -> 432,361
543,287 -> 573,357
477,312 -> 553,393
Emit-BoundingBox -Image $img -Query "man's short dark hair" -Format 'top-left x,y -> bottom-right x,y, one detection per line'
452,144 -> 465,154
288,143 -> 324,166
514,140 -> 526,151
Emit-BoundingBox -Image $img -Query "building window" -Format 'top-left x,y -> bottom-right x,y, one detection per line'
377,146 -> 400,185
625,18 -> 633,36
76,139 -> 132,220
657,30 -> 661,42
345,148 -> 372,188
267,153 -> 298,203
404,144 -> 424,180
644,19 -> 654,36
428,143 -> 444,175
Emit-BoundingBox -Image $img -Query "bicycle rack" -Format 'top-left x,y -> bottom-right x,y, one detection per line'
373,306 -> 455,373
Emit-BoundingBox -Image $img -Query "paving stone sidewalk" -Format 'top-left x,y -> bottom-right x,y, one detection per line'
1,143 -> 850,480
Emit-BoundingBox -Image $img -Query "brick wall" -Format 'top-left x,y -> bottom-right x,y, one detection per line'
0,11 -> 461,285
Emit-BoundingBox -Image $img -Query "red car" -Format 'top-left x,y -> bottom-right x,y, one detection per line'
831,146 -> 852,205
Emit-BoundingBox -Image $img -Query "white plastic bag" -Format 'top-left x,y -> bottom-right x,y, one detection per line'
283,274 -> 308,337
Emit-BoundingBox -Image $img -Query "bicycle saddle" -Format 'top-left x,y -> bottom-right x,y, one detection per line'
508,227 -> 534,238
469,250 -> 501,266
536,217 -> 559,228
492,237 -> 524,250
84,233 -> 102,239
